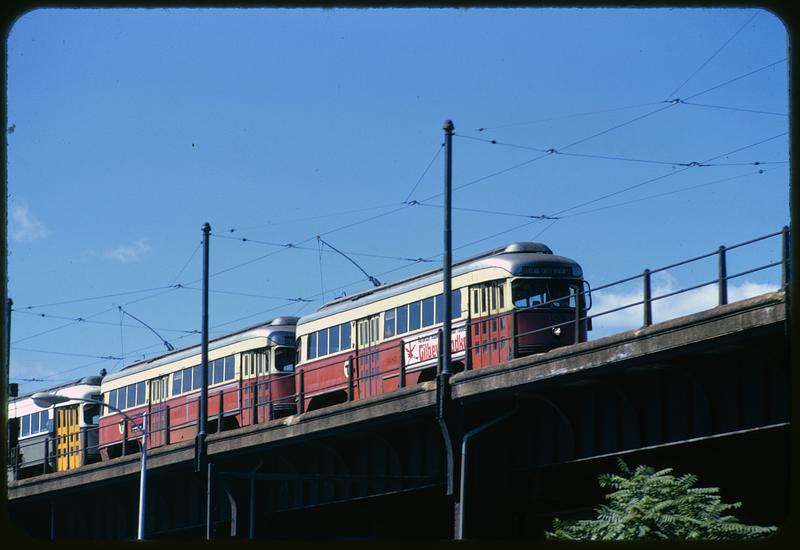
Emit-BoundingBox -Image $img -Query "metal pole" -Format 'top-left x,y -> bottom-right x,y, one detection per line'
197,222 -> 210,473
249,478 -> 255,540
207,461 -> 215,540
718,245 -> 728,306
6,298 -> 11,397
137,411 -> 148,540
456,408 -> 517,540
643,269 -> 652,327
442,120 -> 454,378
782,225 -> 790,289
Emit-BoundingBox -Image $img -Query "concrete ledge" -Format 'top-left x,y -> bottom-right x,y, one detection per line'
8,292 -> 784,501
452,291 -> 786,399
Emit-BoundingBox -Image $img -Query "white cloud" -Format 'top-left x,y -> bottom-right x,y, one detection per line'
105,239 -> 151,263
11,205 -> 49,242
589,272 -> 779,338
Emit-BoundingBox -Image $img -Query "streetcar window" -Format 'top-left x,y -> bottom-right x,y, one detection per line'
21,415 -> 30,437
31,412 -> 40,434
498,285 -> 505,309
384,309 -> 396,338
127,384 -> 137,408
452,289 -> 462,319
330,324 -> 340,353
473,290 -> 479,314
396,305 -> 408,334
318,328 -> 329,356
308,332 -> 317,360
108,389 -> 117,411
491,286 -> 497,310
512,280 -> 576,309
422,297 -> 434,327
213,358 -> 224,384
180,368 -> 190,392
274,347 -> 295,372
435,294 -> 444,324
409,301 -> 421,331
136,382 -> 146,405
84,404 -> 100,425
548,282 -> 577,308
225,356 -> 235,381
341,322 -> 351,349
117,386 -> 127,410
172,372 -> 183,396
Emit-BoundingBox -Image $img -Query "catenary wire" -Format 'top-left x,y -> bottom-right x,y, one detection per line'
403,143 -> 444,203
681,57 -> 787,101
663,11 -> 759,102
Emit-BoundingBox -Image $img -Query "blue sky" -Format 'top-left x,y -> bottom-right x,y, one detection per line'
6,8 -> 790,393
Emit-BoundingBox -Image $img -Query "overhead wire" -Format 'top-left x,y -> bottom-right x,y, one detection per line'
560,168 -> 774,219
663,11 -> 759,102
677,100 -> 787,117
403,142 -> 444,203
474,100 -> 664,132
681,57 -> 787,101
549,131 -> 787,217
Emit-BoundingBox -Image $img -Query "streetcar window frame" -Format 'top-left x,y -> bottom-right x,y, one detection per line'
422,296 -> 434,327
384,308 -> 396,338
409,301 -> 421,331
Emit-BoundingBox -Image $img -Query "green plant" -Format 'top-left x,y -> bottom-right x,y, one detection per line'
546,459 -> 777,540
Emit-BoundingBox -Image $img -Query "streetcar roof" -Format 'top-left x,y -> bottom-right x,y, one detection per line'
298,242 -> 583,324
11,374 -> 104,403
103,317 -> 299,383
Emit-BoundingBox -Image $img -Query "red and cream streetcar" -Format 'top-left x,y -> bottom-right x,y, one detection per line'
294,242 -> 591,412
98,317 -> 298,458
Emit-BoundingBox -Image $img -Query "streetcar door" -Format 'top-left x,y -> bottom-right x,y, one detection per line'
149,376 -> 169,448
356,315 -> 381,399
55,404 -> 82,471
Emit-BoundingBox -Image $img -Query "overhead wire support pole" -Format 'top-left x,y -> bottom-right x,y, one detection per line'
442,119 -> 454,380
197,223 -> 210,475
437,120 -> 460,540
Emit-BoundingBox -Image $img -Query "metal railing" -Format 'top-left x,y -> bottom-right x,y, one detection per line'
9,227 -> 789,479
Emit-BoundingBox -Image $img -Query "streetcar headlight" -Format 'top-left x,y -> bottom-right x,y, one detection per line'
552,327 -> 562,337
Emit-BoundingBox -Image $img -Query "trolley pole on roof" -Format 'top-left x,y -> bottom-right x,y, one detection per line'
196,223 -> 210,475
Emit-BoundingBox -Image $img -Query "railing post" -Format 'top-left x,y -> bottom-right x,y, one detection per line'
11,445 -> 18,480
268,379 -> 274,422
43,437 -> 50,474
217,392 -> 223,433
252,382 -> 259,425
399,345 -> 406,388
510,310 -> 517,359
574,290 -> 582,345
297,369 -> 305,414
465,318 -> 473,370
782,225 -> 790,290
347,355 -> 355,399
122,417 -> 128,456
165,404 -> 170,445
643,269 -> 652,327
81,427 -> 87,467
718,245 -> 728,306
437,329 -> 444,374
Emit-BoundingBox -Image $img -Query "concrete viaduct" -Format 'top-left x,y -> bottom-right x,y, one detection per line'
6,290 -> 790,540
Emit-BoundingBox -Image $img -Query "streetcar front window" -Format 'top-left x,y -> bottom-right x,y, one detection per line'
512,280 -> 577,309
274,347 -> 295,373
